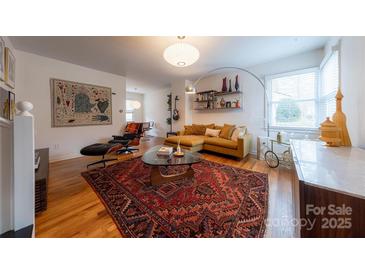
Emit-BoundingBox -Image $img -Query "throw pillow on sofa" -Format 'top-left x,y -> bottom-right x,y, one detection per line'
231,126 -> 247,141
205,128 -> 221,137
219,124 -> 236,140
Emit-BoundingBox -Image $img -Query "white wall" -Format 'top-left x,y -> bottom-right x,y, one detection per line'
189,49 -> 324,154
339,37 -> 365,148
323,37 -> 365,148
15,50 -> 126,162
143,88 -> 170,137
126,92 -> 144,122
0,36 -> 15,234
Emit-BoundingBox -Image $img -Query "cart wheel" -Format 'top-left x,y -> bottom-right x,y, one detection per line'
265,150 -> 279,168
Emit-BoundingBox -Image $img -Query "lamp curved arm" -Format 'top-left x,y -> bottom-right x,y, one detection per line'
186,66 -> 269,137
191,66 -> 265,90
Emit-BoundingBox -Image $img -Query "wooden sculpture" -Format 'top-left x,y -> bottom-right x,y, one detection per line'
332,89 -> 352,146
319,117 -> 341,147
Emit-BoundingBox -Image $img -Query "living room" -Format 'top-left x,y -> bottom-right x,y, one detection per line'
2,35 -> 364,236
1,0 -> 364,272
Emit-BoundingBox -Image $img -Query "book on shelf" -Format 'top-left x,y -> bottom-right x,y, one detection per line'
157,146 -> 173,156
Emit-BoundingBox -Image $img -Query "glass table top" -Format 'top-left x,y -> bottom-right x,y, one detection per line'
142,145 -> 201,166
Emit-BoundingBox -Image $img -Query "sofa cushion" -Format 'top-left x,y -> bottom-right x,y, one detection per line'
219,124 -> 236,139
191,123 -> 215,135
165,135 -> 206,147
204,137 -> 238,149
184,125 -> 194,135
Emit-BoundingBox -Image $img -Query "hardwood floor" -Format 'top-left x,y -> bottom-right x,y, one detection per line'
35,137 -> 296,238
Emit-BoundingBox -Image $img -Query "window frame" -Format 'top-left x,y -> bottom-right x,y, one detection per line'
265,67 -> 320,132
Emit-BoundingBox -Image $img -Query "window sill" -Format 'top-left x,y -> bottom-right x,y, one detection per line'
269,126 -> 319,134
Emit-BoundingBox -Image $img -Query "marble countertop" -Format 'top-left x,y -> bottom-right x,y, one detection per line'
291,139 -> 365,199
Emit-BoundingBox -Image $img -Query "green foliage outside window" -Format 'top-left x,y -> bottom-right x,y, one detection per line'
276,99 -> 301,123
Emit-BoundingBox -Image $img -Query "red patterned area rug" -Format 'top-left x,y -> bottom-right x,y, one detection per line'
81,158 -> 269,238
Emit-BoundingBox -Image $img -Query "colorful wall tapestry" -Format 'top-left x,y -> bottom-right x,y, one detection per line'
51,79 -> 112,127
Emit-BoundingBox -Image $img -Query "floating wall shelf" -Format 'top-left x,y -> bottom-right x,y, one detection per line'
193,90 -> 243,111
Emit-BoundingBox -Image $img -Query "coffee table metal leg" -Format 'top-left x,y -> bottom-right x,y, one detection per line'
149,165 -> 195,186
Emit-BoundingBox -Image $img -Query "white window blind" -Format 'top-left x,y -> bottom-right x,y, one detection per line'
319,51 -> 339,122
267,68 -> 318,129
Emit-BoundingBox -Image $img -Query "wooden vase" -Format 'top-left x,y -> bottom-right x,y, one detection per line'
332,89 -> 352,146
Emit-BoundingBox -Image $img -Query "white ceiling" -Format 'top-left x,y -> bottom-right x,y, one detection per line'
10,36 -> 329,92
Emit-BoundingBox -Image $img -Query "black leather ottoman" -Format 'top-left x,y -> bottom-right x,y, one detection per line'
80,143 -> 122,168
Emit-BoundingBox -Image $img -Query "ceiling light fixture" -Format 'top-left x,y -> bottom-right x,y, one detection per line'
163,37 -> 200,67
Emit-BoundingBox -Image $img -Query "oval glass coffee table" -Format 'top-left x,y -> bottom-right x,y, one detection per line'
142,145 -> 201,186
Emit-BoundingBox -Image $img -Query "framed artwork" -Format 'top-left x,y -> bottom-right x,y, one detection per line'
0,37 -> 5,81
0,87 -> 10,120
9,91 -> 15,121
4,47 -> 15,88
51,78 -> 112,127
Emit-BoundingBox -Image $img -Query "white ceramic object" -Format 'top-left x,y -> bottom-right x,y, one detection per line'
16,101 -> 34,116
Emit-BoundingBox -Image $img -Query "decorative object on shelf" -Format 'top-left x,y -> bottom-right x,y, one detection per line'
0,87 -> 10,120
228,79 -> 232,92
173,95 -> 180,121
193,89 -> 243,111
16,101 -> 34,116
0,37 -> 5,81
221,77 -> 227,92
234,74 -> 240,91
163,36 -> 200,67
9,91 -> 15,121
225,101 -> 231,108
319,117 -> 341,147
4,47 -> 15,88
332,89 -> 351,146
51,79 -> 112,127
220,97 -> 225,108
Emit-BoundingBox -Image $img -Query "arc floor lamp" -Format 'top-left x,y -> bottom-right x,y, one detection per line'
185,66 -> 270,137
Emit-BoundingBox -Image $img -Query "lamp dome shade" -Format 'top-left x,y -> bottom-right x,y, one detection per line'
163,43 -> 200,67
131,100 -> 141,110
185,85 -> 196,94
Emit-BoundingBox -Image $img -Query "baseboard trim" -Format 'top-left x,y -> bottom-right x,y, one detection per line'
49,153 -> 82,163
0,224 -> 33,238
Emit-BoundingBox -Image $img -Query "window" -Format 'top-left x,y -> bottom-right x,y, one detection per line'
319,50 -> 339,122
267,68 -> 319,129
126,100 -> 135,122
126,112 -> 133,122
125,99 -> 141,122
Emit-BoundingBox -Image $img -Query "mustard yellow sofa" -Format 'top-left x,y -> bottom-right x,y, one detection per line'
164,126 -> 252,160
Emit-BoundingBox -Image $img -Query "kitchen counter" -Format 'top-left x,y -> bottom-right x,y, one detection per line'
291,139 -> 365,200
291,139 -> 365,237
